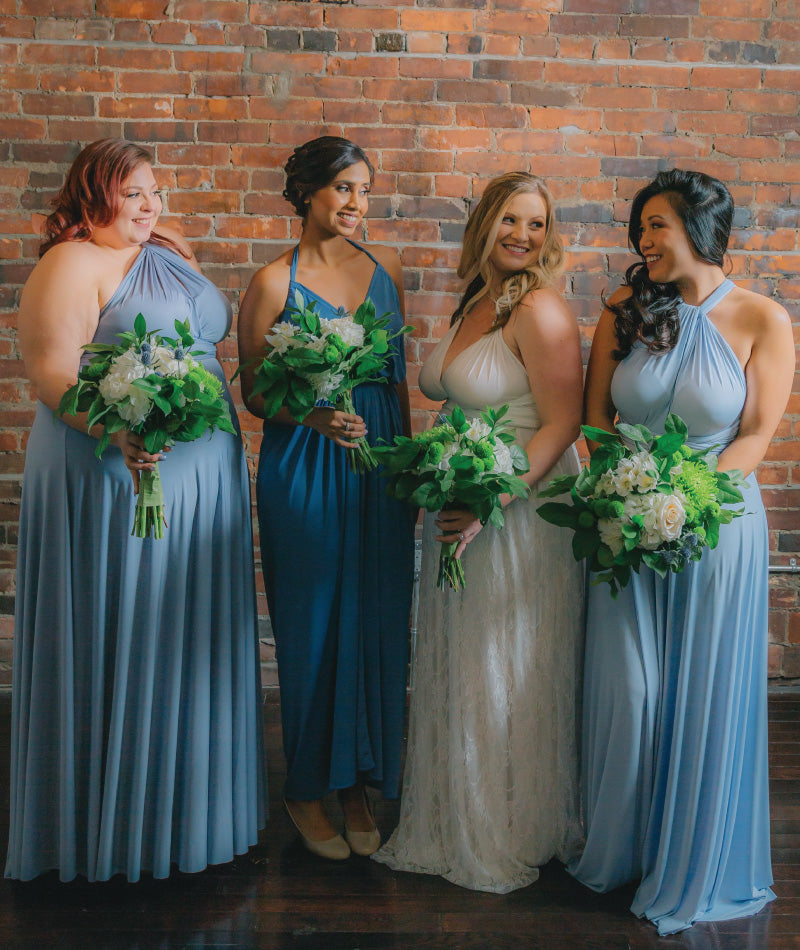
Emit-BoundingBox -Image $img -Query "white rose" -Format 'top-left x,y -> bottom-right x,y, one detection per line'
654,493 -> 686,543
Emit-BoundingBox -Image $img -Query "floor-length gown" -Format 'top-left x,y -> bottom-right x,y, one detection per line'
569,279 -> 775,934
256,242 -> 415,802
6,242 -> 267,883
373,321 -> 584,893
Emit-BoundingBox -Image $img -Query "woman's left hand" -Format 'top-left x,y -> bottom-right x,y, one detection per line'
435,509 -> 482,559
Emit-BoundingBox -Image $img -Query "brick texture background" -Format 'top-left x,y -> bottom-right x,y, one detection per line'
0,0 -> 798,677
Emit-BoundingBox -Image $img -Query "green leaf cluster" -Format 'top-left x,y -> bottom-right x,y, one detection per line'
373,403 -> 531,531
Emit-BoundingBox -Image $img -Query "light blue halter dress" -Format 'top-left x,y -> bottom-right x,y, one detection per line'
256,242 -> 415,802
569,279 -> 774,934
6,242 -> 267,882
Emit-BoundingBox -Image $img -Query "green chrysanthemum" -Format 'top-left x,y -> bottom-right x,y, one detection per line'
673,460 -> 718,513
426,441 -> 445,464
417,423 -> 456,445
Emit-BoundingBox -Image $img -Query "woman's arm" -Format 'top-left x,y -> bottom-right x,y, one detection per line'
17,244 -> 161,485
236,262 -> 366,446
583,291 -> 629,452
717,299 -> 795,476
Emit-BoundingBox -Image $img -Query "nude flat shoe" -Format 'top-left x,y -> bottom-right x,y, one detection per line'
284,799 -> 351,861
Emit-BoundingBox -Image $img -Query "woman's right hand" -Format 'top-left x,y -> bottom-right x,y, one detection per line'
305,407 -> 367,449
109,430 -> 165,492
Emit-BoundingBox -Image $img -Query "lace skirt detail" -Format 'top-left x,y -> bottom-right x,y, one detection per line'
374,449 -> 584,893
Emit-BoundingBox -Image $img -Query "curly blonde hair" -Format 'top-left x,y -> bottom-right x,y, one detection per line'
453,172 -> 564,329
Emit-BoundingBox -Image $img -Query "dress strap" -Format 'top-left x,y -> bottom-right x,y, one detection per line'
698,278 -> 735,315
289,244 -> 300,283
346,238 -> 380,268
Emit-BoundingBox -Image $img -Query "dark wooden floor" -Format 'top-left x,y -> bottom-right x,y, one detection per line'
0,690 -> 798,950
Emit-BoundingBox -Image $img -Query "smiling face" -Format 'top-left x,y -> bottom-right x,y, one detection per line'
637,193 -> 702,285
92,162 -> 162,249
305,161 -> 371,237
487,190 -> 548,278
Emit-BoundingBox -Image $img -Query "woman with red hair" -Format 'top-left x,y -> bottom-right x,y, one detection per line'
5,139 -> 267,882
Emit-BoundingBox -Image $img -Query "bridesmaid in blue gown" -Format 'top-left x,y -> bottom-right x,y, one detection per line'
6,139 -> 267,882
237,137 -> 414,860
569,169 -> 794,934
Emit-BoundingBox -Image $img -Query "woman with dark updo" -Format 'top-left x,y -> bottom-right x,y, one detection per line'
238,136 -> 414,860
569,169 -> 794,933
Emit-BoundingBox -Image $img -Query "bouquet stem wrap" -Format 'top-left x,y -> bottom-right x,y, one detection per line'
133,463 -> 166,539
337,389 -> 376,474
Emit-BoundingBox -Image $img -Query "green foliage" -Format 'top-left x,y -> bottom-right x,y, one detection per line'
537,412 -> 746,597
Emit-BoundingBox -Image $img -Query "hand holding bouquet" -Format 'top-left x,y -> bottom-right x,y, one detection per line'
58,313 -> 235,539
537,413 -> 746,596
373,405 -> 530,590
251,291 -> 411,473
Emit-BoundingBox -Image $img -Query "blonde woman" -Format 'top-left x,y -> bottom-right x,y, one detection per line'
373,172 -> 585,892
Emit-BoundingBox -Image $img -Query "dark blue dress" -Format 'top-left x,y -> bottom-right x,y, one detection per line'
256,242 -> 415,801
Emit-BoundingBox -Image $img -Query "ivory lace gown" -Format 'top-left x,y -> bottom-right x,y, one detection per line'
373,322 -> 584,893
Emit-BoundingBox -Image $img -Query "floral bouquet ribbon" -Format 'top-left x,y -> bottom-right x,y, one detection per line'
251,291 -> 411,474
373,404 -> 530,590
58,313 -> 235,539
537,412 -> 746,597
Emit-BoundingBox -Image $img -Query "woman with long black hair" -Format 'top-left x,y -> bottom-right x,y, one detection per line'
569,169 -> 794,934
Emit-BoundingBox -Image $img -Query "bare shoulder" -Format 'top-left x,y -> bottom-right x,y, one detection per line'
23,241 -> 101,296
240,251 -> 293,324
365,243 -> 402,281
728,284 -> 791,334
514,286 -> 574,331
605,284 -> 633,307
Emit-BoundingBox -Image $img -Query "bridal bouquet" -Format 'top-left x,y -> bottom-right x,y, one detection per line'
537,413 -> 746,596
373,405 -> 530,590
58,313 -> 235,539
252,291 -> 410,473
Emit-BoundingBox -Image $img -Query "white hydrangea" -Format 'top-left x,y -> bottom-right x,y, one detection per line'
597,518 -> 625,557
491,440 -> 514,475
116,384 -> 152,426
153,345 -> 194,378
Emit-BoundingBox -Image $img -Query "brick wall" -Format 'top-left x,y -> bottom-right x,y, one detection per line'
1,1 -> 799,677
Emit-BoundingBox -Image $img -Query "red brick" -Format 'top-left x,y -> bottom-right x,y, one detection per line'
399,57 -> 472,80
406,32 -> 443,54
699,0 -> 770,13
172,0 -> 247,22
95,0 -> 166,13
363,79 -> 434,102
475,11 -> 549,34
619,15 -> 691,37
326,6 -> 398,29
323,100 -> 381,124
419,128 -> 492,151
251,4 -> 321,27
20,0 -> 91,12
400,9 -> 473,31
691,17 -> 763,40
544,61 -> 617,86
22,92 -> 94,117
98,47 -> 171,70
731,90 -> 800,114
327,55 -> 398,78
117,71 -> 191,95
382,102 -> 455,125
99,97 -> 173,119
436,80 -> 509,104
173,49 -> 246,72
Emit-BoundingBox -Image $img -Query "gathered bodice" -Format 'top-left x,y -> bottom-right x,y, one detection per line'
611,279 -> 746,452
93,242 -> 232,361
279,241 -> 406,386
419,322 -> 539,443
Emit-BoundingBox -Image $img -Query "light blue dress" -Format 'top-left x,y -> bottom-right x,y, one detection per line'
6,242 -> 267,882
569,279 -> 774,934
256,242 -> 415,802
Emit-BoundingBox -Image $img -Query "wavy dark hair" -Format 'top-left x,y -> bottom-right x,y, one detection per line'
40,138 -> 185,258
283,136 -> 374,218
610,168 -> 733,359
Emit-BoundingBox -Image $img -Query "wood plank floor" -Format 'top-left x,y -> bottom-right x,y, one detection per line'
0,689 -> 798,949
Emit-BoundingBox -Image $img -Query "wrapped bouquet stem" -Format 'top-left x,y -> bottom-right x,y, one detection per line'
248,291 -> 410,474
537,412 -> 746,596
373,404 -> 530,591
58,313 -> 235,539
